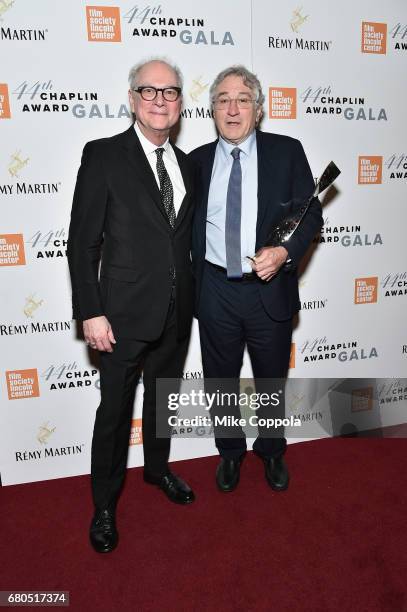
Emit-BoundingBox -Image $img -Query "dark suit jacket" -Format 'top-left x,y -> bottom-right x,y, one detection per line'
67,126 -> 195,341
189,129 -> 323,321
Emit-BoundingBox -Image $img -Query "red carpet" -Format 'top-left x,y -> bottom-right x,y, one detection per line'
1,438 -> 407,612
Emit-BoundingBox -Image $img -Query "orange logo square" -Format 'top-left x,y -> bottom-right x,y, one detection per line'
289,343 -> 296,368
6,369 -> 40,400
269,87 -> 296,119
0,84 -> 11,119
354,277 -> 378,304
129,418 -> 143,445
86,6 -> 121,42
351,387 -> 373,412
358,156 -> 382,184
361,22 -> 387,54
0,234 -> 26,266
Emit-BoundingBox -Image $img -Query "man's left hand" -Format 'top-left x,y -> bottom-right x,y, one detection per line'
250,246 -> 288,281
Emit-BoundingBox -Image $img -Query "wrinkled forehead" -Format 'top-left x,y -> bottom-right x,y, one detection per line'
215,75 -> 253,97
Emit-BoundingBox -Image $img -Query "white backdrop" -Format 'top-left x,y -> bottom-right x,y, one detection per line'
1,0 -> 406,485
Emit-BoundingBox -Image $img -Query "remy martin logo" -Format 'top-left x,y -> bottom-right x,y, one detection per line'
181,77 -> 212,120
0,0 -> 14,20
8,150 -> 29,178
290,7 -> 308,33
37,422 -> 56,444
24,294 -> 44,318
188,76 -> 209,103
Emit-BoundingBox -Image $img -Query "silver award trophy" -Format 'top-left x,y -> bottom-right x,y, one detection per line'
264,161 -> 341,248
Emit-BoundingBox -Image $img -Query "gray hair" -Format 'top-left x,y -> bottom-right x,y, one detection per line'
209,65 -> 265,108
128,57 -> 183,90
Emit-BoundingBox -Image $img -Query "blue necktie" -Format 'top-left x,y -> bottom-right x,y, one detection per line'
225,147 -> 242,279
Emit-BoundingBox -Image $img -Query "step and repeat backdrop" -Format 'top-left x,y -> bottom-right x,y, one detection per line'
1,0 -> 406,485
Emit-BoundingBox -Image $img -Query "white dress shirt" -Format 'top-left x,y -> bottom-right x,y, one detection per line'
134,122 -> 185,214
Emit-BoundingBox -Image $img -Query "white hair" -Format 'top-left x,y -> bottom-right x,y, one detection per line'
128,57 -> 183,90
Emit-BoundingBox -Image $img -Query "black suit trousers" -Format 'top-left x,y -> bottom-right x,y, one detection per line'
91,296 -> 189,510
198,263 -> 292,460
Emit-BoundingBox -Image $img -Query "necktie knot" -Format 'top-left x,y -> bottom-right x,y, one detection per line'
155,147 -> 164,160
231,147 -> 241,160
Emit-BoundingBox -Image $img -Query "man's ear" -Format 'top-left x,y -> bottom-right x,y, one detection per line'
256,105 -> 264,126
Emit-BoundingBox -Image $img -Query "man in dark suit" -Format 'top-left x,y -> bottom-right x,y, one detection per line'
190,65 -> 323,493
67,59 -> 195,553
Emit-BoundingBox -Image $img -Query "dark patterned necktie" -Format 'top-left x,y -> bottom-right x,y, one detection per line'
155,148 -> 176,228
225,147 -> 242,278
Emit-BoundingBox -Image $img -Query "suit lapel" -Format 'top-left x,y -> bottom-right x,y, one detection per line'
200,140 -> 218,226
172,144 -> 192,229
121,126 -> 169,225
255,130 -> 280,245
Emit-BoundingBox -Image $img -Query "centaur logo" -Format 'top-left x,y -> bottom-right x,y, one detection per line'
290,7 -> 308,33
37,422 -> 56,444
8,151 -> 29,177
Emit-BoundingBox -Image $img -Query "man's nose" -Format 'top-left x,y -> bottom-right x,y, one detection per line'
153,91 -> 165,106
227,99 -> 240,115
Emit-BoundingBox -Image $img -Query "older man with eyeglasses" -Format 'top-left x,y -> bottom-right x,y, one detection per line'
190,65 -> 323,493
67,58 -> 196,553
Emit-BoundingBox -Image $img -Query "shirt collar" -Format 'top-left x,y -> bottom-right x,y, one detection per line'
218,130 -> 256,159
134,121 -> 170,155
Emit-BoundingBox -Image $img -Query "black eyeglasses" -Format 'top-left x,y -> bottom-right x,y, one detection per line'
132,86 -> 182,102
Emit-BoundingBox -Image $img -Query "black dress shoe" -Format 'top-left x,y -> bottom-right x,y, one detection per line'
263,456 -> 289,491
216,457 -> 243,492
144,471 -> 195,505
89,508 -> 118,553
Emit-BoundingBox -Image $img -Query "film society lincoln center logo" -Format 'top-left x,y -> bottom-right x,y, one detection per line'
86,6 -> 121,42
0,83 -> 11,118
6,369 -> 40,400
269,87 -> 296,119
361,22 -> 387,54
354,277 -> 378,304
358,156 -> 382,184
0,234 -> 26,266
129,419 -> 143,445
